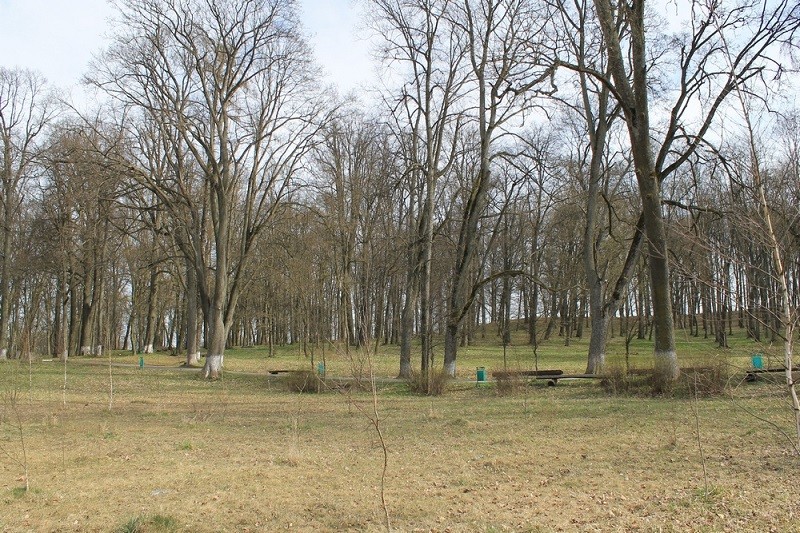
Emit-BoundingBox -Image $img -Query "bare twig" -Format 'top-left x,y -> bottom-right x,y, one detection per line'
108,347 -> 114,411
690,374 -> 709,495
727,383 -> 800,456
335,337 -> 392,532
368,351 -> 391,532
2,386 -> 29,492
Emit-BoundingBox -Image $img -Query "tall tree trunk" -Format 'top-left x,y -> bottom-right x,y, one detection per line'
639,169 -> 678,381
593,0 -> 679,383
399,279 -> 417,379
185,257 -> 201,366
143,265 -> 159,354
54,267 -> 69,361
0,199 -> 12,360
79,263 -> 95,355
203,303 -> 226,379
202,182 -> 230,379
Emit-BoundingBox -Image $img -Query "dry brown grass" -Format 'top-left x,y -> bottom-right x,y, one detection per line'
1,359 -> 799,532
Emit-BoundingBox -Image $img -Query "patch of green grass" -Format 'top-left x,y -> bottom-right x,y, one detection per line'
116,516 -> 143,533
116,514 -> 178,533
693,485 -> 724,506
149,514 -> 179,532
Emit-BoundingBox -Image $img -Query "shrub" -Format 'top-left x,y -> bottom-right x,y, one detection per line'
600,364 -> 629,395
602,357 -> 731,397
285,371 -> 324,393
408,368 -> 450,396
493,370 -> 527,396
681,360 -> 730,397
601,365 -> 654,396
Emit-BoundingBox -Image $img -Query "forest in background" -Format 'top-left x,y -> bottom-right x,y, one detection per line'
1,0 -> 799,381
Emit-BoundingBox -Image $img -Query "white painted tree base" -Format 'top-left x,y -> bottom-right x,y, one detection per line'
203,354 -> 224,378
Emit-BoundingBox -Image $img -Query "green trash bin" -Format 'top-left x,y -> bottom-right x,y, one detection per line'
139,356 -> 144,369
476,367 -> 486,382
751,354 -> 764,370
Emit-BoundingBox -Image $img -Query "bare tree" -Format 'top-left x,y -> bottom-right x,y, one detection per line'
566,0 -> 800,383
716,20 -> 800,444
369,0 -> 469,378
442,0 -> 557,376
0,68 -> 55,360
92,0 -> 326,377
550,0 -> 646,374
41,123 -> 127,358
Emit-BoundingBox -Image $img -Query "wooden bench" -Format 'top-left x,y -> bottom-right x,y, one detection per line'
745,367 -> 800,382
491,369 -> 563,379
536,373 -> 603,386
491,369 -> 604,386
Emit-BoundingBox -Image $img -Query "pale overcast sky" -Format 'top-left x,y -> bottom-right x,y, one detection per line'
0,0 -> 373,94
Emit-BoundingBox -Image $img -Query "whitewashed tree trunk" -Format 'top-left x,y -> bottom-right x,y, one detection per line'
202,307 -> 225,373
203,354 -> 223,378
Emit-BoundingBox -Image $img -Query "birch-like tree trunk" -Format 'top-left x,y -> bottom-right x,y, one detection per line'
717,20 -> 800,446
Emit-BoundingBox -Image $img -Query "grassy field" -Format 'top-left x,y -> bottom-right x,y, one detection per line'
96,324 -> 786,379
1,328 -> 799,532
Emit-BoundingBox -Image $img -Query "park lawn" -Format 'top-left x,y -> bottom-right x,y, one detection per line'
105,325 -> 780,380
1,333 -> 798,532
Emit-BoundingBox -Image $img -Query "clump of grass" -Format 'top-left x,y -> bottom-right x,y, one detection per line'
285,371 -> 324,393
149,514 -> 178,531
117,516 -> 143,533
408,369 -> 450,396
692,485 -> 723,505
116,514 -> 178,533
